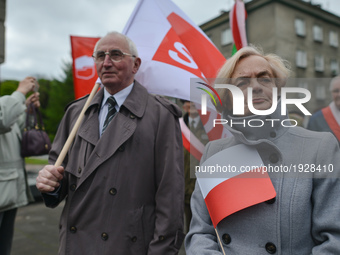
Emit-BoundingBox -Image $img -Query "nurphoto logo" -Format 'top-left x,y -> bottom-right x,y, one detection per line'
197,82 -> 312,128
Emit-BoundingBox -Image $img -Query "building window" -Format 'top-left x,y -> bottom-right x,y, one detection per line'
295,18 -> 305,37
314,54 -> 324,72
221,28 -> 232,46
298,81 -> 308,98
329,31 -> 339,47
316,86 -> 326,100
296,50 -> 307,68
313,25 -> 323,42
331,59 -> 339,75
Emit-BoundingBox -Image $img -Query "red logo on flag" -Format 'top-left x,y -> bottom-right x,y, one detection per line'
153,12 -> 226,82
74,55 -> 96,80
153,28 -> 206,81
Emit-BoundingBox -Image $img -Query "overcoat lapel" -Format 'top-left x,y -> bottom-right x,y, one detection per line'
77,88 -> 103,146
74,81 -> 148,188
78,113 -> 137,186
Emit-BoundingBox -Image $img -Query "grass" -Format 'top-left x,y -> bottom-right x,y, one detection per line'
25,157 -> 49,165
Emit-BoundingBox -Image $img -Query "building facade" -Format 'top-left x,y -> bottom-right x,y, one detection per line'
200,0 -> 340,113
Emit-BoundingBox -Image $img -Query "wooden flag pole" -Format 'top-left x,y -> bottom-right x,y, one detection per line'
54,82 -> 101,167
215,228 -> 227,255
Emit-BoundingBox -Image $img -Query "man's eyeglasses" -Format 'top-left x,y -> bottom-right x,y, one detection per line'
92,49 -> 136,63
332,89 -> 340,94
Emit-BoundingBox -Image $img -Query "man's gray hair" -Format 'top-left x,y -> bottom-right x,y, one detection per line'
93,31 -> 138,57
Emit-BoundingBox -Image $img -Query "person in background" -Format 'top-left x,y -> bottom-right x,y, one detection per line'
0,76 -> 40,255
181,100 -> 209,233
307,76 -> 340,143
185,46 -> 340,254
36,31 -> 184,255
288,110 -> 305,127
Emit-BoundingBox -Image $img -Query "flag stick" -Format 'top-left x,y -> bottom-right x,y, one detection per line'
54,82 -> 101,167
215,228 -> 227,255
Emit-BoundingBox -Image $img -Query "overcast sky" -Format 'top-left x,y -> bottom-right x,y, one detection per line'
1,0 -> 339,81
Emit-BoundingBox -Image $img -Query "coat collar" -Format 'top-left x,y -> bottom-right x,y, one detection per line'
87,80 -> 147,119
120,81 -> 148,118
73,81 -> 148,188
222,99 -> 289,143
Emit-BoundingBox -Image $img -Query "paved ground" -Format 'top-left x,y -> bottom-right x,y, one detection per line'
12,165 -> 186,254
12,201 -> 63,255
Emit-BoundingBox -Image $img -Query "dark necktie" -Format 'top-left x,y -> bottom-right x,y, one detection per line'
190,120 -> 196,130
102,96 -> 117,133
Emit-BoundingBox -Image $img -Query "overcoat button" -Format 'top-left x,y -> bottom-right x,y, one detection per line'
266,197 -> 276,204
265,242 -> 277,254
269,153 -> 279,164
70,226 -> 77,233
131,236 -> 137,242
130,114 -> 135,119
101,232 -> 109,241
109,188 -> 117,196
222,233 -> 231,244
78,167 -> 82,174
70,184 -> 76,191
159,235 -> 165,241
270,131 -> 276,138
59,224 -> 62,229
118,146 -> 124,152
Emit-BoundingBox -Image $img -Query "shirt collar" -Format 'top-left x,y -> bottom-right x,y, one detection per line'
101,82 -> 134,111
189,115 -> 200,125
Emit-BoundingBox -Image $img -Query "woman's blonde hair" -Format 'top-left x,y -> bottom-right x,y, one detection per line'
214,45 -> 291,113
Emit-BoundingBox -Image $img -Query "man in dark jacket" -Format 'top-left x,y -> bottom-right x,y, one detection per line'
36,31 -> 184,255
182,100 -> 209,232
307,76 -> 340,143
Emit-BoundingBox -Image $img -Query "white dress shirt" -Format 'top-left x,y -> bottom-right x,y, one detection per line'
98,83 -> 134,137
188,115 -> 200,129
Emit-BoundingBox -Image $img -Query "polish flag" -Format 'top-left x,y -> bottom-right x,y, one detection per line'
70,36 -> 100,99
196,144 -> 276,228
230,0 -> 248,54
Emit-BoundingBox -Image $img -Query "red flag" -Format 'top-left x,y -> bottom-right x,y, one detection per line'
70,36 -> 100,99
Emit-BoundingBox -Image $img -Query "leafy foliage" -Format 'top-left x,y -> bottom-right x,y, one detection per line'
0,62 -> 76,142
44,62 -> 75,141
0,80 -> 19,96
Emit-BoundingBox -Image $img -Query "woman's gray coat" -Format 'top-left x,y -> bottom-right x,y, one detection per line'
185,104 -> 340,254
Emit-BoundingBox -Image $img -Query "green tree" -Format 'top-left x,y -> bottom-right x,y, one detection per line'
44,62 -> 75,142
37,78 -> 51,110
0,62 -> 76,142
0,80 -> 19,96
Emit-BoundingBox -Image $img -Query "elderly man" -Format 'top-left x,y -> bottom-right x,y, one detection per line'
36,31 -> 184,255
307,76 -> 340,142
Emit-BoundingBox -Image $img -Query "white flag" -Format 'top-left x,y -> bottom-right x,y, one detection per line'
122,0 -> 226,101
